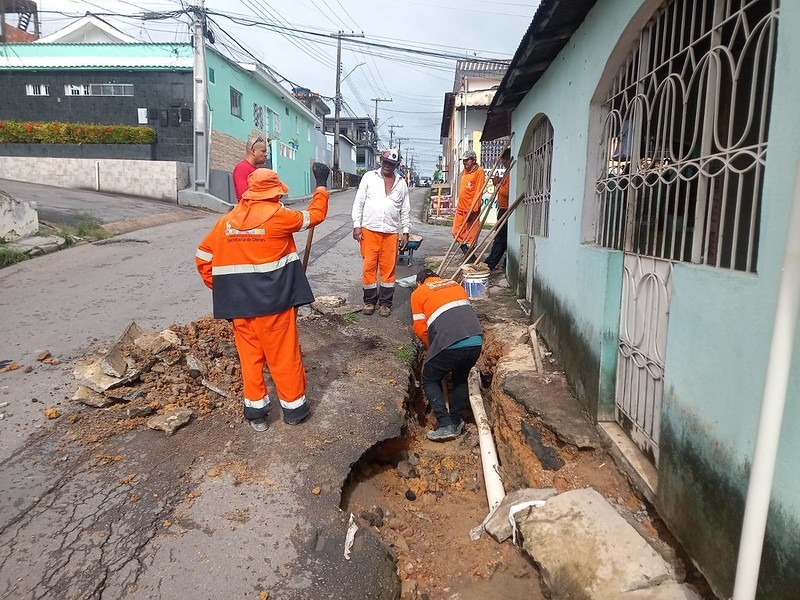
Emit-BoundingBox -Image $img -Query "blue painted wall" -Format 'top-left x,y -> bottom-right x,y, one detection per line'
506,0 -> 800,597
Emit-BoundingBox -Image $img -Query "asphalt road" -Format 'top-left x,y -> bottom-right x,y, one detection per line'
0,184 -> 452,599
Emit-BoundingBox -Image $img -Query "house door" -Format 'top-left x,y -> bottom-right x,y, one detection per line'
616,255 -> 671,462
594,0 -> 776,465
522,116 -> 554,305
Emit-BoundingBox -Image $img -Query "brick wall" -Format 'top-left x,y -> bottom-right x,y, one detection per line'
0,157 -> 191,200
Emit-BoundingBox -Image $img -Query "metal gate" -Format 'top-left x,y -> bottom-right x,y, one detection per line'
522,117 -> 553,303
594,0 -> 778,462
617,256 -> 671,462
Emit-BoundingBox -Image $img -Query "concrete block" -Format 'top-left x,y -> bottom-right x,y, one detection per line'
147,407 -> 192,435
484,487 -> 558,542
0,189 -> 38,241
517,488 -> 675,598
178,189 -> 234,213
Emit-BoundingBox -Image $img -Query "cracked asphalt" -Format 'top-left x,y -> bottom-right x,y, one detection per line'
0,184 -> 451,599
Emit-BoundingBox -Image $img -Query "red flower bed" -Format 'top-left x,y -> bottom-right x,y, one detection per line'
0,121 -> 155,144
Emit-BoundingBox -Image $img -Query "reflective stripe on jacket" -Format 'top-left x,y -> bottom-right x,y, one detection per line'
196,187 -> 329,319
410,277 -> 482,364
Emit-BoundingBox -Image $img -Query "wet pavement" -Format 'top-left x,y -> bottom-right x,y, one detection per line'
0,184 -> 453,599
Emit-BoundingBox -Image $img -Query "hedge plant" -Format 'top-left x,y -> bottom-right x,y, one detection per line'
0,121 -> 156,144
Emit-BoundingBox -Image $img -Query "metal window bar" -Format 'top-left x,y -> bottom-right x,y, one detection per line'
594,0 -> 778,272
524,117 -> 554,237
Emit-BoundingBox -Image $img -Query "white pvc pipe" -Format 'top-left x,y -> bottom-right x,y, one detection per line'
468,367 -> 505,511
732,162 -> 800,600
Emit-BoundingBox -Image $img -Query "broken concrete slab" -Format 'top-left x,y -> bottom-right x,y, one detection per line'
619,582 -> 702,599
117,321 -> 145,344
9,235 -> 66,256
147,407 -> 193,435
312,295 -> 361,316
72,385 -> 118,408
517,488 -> 675,598
100,344 -> 128,378
133,329 -> 180,355
484,487 -> 558,543
73,358 -> 137,393
503,371 -> 601,449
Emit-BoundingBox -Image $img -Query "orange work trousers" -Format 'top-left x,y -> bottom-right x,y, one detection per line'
232,308 -> 308,422
452,209 -> 480,245
360,228 -> 398,306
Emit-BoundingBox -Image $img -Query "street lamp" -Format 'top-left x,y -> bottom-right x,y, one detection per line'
341,62 -> 365,84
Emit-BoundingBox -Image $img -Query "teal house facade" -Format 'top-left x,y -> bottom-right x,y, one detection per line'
206,49 -> 320,198
483,0 -> 799,598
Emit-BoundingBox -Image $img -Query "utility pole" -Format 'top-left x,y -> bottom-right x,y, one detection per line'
331,30 -> 364,184
370,97 -> 391,143
191,0 -> 208,193
388,124 -> 403,148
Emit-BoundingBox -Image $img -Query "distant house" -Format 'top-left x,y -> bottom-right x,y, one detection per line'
323,116 -> 376,170
482,1 -> 799,599
325,132 -> 357,178
0,14 -> 325,199
439,59 -> 510,193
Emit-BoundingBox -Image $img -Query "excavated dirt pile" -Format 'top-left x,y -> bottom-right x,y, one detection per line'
67,317 -> 247,444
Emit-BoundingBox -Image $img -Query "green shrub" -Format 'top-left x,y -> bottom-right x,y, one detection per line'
0,121 -> 155,144
0,246 -> 29,268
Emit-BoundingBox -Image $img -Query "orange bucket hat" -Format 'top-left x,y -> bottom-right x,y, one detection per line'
242,168 -> 289,201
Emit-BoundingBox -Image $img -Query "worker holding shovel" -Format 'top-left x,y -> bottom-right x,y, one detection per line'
195,163 -> 331,432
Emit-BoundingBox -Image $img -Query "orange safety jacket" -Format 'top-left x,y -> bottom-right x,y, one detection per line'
195,188 -> 329,319
411,276 -> 482,364
457,166 -> 486,214
497,175 -> 510,210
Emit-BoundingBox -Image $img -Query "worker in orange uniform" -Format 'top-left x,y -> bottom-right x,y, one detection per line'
411,268 -> 483,441
232,135 -> 268,202
195,163 -> 331,432
352,148 -> 411,317
452,148 -> 486,255
486,149 -> 512,271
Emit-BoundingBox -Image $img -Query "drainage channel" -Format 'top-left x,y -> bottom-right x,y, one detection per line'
340,351 -> 544,600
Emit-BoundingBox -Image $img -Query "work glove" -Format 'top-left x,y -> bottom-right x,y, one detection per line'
312,162 -> 330,188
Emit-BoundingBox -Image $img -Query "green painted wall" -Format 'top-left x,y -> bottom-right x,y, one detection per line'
507,0 -> 800,597
206,49 -> 316,197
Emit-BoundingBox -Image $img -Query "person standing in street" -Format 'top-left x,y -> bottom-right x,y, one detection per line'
232,135 -> 268,202
452,149 -> 486,255
352,148 -> 411,317
196,163 -> 331,431
411,268 -> 483,441
486,149 -> 511,271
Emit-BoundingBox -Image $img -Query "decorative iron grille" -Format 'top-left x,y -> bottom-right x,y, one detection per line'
594,0 -> 778,272
480,136 -> 510,170
524,117 -> 554,237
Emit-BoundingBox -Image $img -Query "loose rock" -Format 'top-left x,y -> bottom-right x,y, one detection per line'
73,385 -> 117,408
35,351 -> 51,362
396,460 -> 418,479
147,407 -> 192,435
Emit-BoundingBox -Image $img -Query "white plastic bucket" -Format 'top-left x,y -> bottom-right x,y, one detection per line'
463,270 -> 489,299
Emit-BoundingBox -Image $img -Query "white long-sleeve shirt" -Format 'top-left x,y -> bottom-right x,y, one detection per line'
351,169 -> 411,234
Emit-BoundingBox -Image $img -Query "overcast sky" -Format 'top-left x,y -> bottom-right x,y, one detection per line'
38,0 -> 539,174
